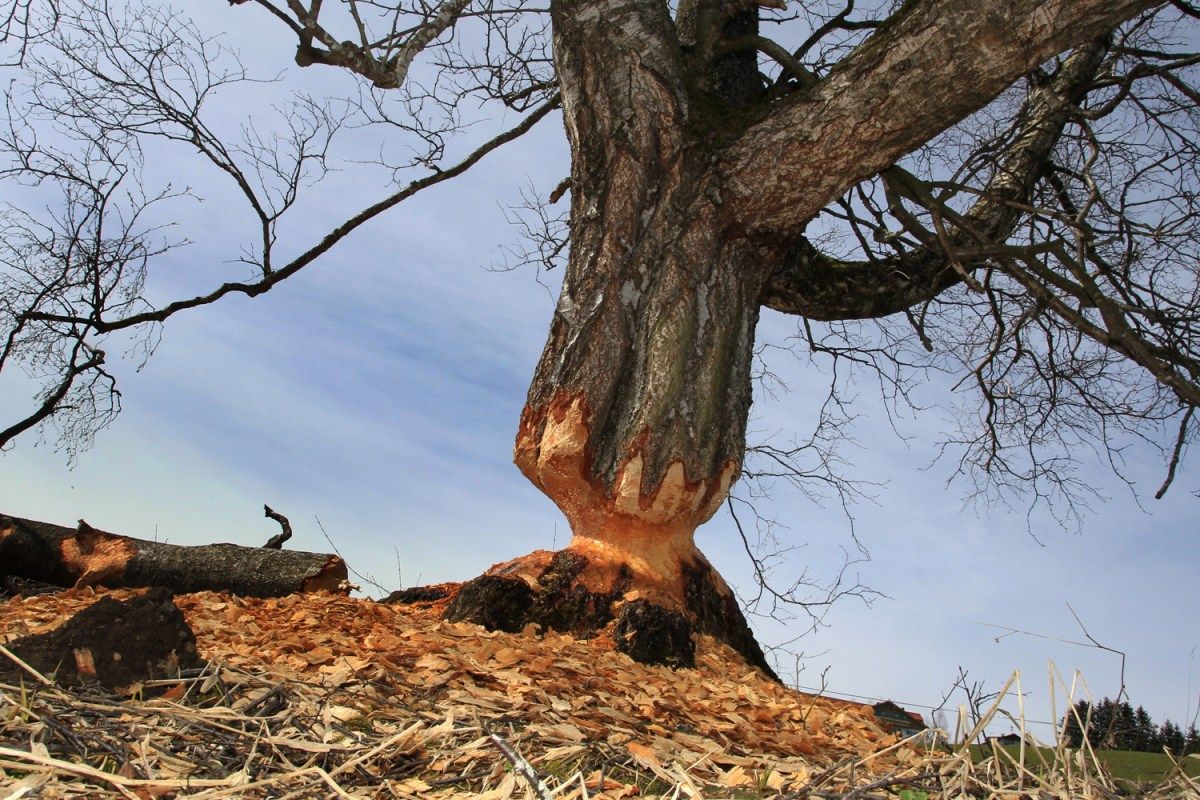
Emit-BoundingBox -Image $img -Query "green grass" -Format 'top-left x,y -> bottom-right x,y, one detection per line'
970,744 -> 1200,783
1098,749 -> 1200,782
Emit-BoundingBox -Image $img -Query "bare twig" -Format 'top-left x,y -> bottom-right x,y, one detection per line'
486,730 -> 551,800
1155,406 -> 1193,499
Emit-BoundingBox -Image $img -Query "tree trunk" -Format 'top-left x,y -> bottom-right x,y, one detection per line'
446,0 -> 779,675
446,198 -> 776,671
448,0 -> 1160,676
0,514 -> 350,597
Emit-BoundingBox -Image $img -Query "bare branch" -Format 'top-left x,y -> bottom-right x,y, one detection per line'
262,504 -> 293,549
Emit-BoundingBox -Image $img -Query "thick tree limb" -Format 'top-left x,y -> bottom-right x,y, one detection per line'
0,514 -> 349,597
760,240 -> 957,321
720,0 -> 1159,236
760,36 -> 1111,320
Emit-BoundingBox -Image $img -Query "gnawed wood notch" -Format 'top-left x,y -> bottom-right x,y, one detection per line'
0,514 -> 349,597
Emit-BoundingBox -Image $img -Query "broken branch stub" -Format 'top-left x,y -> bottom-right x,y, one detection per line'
262,504 -> 293,550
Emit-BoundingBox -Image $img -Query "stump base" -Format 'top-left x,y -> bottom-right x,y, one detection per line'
444,548 -> 776,679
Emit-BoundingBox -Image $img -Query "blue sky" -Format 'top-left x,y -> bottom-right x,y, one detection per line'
1,0 -> 1197,742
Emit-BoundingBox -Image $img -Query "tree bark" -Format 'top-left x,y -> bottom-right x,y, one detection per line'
0,514 -> 350,597
450,0 -> 1159,675
719,0 -> 1159,235
761,37 -> 1112,321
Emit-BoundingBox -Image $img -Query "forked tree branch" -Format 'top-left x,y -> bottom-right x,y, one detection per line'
719,0 -> 1158,236
759,37 -> 1111,321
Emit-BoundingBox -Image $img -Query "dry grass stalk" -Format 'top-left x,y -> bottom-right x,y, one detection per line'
1,588 -> 1196,798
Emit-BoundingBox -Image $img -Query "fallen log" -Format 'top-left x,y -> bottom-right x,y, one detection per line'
0,514 -> 350,597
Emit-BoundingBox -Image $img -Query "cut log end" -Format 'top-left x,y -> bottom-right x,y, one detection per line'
301,556 -> 353,593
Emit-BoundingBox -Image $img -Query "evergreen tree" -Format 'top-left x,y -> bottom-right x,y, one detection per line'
1091,699 -> 1118,749
1185,725 -> 1199,756
1133,706 -> 1156,753
1069,698 -> 1197,753
1160,720 -> 1184,754
1063,701 -> 1091,748
1116,701 -> 1136,750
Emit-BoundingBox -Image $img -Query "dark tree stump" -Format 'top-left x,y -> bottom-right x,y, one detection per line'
0,514 -> 349,597
612,599 -> 694,668
1,588 -> 203,690
445,575 -> 535,633
380,585 -> 452,605
444,548 -> 777,679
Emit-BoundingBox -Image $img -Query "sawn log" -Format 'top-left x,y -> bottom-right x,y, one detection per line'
0,514 -> 349,597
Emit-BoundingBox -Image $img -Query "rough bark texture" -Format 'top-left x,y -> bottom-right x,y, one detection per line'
0,514 -> 349,597
451,0 -> 1157,674
2,587 -> 202,690
381,585 -> 452,605
720,0 -> 1159,234
445,549 -> 776,676
760,38 -> 1112,321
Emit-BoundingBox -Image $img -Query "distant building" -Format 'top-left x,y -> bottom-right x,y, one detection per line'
988,732 -> 1035,746
871,701 -> 927,739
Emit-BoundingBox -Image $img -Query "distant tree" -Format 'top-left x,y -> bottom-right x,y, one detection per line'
1068,699 -> 1198,754
1,0 -> 1197,669
1114,700 -> 1136,750
1185,724 -> 1200,756
1063,700 -> 1091,748
1088,698 -> 1116,750
1133,705 -> 1156,752
1160,720 -> 1185,754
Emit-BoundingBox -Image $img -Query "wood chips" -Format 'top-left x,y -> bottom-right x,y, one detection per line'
0,586 -> 921,798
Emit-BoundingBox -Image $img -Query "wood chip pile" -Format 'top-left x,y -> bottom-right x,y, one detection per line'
0,587 -> 934,798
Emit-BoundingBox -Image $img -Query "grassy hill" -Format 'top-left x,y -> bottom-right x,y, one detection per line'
972,742 -> 1200,784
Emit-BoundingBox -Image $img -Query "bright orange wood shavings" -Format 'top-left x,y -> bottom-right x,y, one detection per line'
1,585 -> 907,794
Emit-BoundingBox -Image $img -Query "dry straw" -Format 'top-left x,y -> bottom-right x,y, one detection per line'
2,589 -> 1198,798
